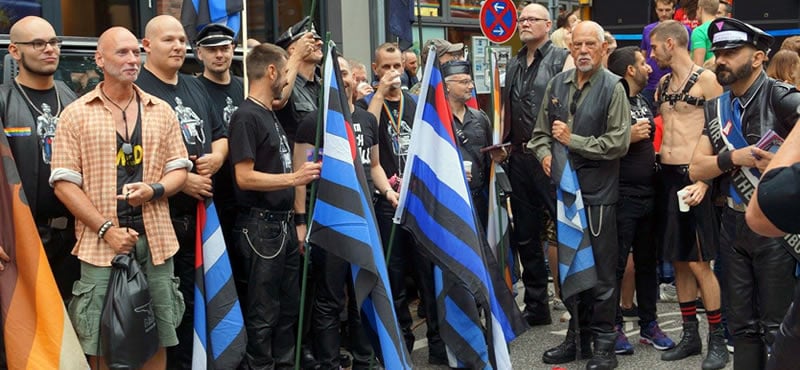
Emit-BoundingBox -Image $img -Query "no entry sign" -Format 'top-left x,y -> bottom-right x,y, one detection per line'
479,0 -> 517,44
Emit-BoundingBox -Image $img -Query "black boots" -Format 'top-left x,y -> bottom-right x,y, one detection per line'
662,321 -> 702,361
702,326 -> 729,370
542,330 -> 593,364
586,332 -> 618,370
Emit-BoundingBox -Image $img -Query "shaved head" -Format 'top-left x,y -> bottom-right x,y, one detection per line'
98,27 -> 137,53
522,3 -> 550,19
96,27 -> 141,84
143,15 -> 187,77
145,15 -> 184,40
9,16 -> 56,42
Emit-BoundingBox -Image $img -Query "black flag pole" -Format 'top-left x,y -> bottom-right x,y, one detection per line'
416,0 -> 423,51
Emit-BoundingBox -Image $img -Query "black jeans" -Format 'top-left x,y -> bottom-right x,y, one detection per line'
615,195 -> 658,327
234,210 -> 300,369
167,213 -> 196,370
507,151 -> 553,319
768,282 -> 800,370
569,204 -> 619,335
37,223 -> 80,300
311,247 -> 374,369
720,208 -> 795,370
374,198 -> 444,359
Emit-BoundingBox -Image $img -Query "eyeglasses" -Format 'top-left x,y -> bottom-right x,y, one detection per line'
447,78 -> 474,86
570,88 -> 583,115
518,17 -> 548,24
14,38 -> 62,51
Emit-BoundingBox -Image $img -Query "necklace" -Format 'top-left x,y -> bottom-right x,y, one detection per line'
101,88 -> 137,159
668,65 -> 696,93
14,78 -> 61,117
248,96 -> 270,110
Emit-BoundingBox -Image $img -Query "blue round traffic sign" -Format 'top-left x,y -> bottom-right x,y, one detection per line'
480,0 -> 517,43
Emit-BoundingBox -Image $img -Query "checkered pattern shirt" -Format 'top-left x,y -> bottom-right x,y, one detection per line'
51,83 -> 190,267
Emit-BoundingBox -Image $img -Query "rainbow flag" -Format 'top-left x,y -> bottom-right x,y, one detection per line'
4,127 -> 32,137
0,133 -> 88,369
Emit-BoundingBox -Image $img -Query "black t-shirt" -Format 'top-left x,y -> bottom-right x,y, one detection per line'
276,73 -> 321,144
136,68 -> 227,215
229,99 -> 294,210
196,74 -> 244,208
620,94 -> 657,197
17,84 -> 70,220
115,108 -> 143,221
355,91 -> 416,180
296,106 -> 379,193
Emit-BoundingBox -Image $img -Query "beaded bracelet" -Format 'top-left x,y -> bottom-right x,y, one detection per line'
97,220 -> 113,240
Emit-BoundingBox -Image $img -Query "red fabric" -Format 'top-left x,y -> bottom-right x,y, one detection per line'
654,114 -> 664,153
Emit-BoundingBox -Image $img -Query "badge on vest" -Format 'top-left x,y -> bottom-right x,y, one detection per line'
4,126 -> 32,137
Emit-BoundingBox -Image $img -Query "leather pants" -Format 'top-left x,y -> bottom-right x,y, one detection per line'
508,152 -> 553,319
720,208 -> 795,370
768,282 -> 800,370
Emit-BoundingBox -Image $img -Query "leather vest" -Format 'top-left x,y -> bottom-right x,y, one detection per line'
503,42 -> 569,144
0,81 -> 77,213
550,69 -> 622,205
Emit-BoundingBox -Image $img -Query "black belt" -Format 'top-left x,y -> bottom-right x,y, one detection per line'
245,208 -> 294,223
36,216 -> 71,230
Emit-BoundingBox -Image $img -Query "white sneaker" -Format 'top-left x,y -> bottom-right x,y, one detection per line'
552,298 -> 567,311
659,283 -> 678,303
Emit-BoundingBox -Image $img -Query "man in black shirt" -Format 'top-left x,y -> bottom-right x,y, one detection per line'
0,16 -> 79,367
498,2 -> 571,327
294,55 -> 393,369
136,15 -> 228,369
229,42 -> 321,369
356,42 -> 446,365
274,17 -> 323,143
442,60 -> 492,227
607,46 -> 676,355
194,23 -> 245,304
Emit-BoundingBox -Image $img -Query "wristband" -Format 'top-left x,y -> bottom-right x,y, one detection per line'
294,213 -> 307,225
717,151 -> 735,173
98,220 -> 113,240
149,183 -> 165,201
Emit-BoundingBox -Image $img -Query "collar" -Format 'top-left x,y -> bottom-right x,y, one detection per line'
733,71 -> 767,109
85,82 -> 162,107
516,40 -> 553,62
562,66 -> 606,87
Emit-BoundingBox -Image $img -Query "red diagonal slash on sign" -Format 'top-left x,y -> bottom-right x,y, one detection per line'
488,1 -> 511,37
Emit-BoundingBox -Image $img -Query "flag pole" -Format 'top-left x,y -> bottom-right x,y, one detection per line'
293,30 -> 330,370
416,0 -> 423,51
242,0 -> 249,97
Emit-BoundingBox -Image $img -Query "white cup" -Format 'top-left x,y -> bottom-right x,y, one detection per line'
463,160 -> 473,177
677,189 -> 690,212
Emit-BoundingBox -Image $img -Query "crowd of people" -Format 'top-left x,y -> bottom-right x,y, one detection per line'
1,0 -> 800,368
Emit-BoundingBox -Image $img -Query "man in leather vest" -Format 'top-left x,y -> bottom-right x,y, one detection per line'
496,2 -> 572,328
689,17 -> 800,370
1,16 -> 79,300
530,21 -> 631,370
650,20 -> 728,369
443,60 -> 492,227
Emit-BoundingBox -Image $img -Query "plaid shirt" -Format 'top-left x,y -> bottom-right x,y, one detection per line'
51,83 -> 191,267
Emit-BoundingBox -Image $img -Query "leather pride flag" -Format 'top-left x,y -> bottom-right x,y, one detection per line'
181,0 -> 244,40
0,134 -> 88,368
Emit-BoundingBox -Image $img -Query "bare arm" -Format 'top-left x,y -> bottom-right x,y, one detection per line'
273,34 -> 317,110
692,48 -> 706,67
293,142 -> 314,215
689,134 -> 758,182
235,159 -> 320,192
370,144 -> 398,207
194,138 -> 228,177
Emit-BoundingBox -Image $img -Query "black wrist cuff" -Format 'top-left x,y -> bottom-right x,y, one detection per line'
294,213 -> 307,225
149,183 -> 165,200
717,151 -> 735,173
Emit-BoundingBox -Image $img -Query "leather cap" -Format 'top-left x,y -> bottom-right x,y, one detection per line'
275,16 -> 321,49
195,23 -> 235,47
708,17 -> 774,52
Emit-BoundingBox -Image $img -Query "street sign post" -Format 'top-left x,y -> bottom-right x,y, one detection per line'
479,0 -> 517,44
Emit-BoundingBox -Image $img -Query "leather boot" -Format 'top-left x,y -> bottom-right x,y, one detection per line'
731,336 -> 764,370
543,330 -> 578,364
702,326 -> 730,369
662,321 -> 702,361
579,330 -> 594,359
586,332 -> 618,370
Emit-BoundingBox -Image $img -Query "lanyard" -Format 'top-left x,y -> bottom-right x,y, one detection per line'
382,93 -> 404,136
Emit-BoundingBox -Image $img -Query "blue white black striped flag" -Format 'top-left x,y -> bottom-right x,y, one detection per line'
393,47 -> 527,369
193,199 -> 246,369
181,0 -> 243,40
550,142 -> 597,299
308,45 -> 412,369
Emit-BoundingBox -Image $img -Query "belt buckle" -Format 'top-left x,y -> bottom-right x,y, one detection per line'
49,217 -> 68,230
726,197 -> 746,213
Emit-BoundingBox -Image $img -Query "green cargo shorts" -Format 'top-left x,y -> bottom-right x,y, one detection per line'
67,235 -> 185,356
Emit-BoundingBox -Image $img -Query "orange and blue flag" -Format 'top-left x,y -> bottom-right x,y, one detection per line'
0,133 -> 88,369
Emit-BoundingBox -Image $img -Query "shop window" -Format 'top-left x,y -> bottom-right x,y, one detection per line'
449,0 -> 481,19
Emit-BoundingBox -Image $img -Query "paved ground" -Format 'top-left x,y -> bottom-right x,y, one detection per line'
407,283 -> 734,370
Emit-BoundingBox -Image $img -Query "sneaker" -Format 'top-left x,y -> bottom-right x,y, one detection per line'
640,321 -> 676,350
615,325 -> 634,355
725,326 -> 734,353
553,298 -> 568,311
621,304 -> 639,320
560,310 -> 571,323
660,283 -> 678,302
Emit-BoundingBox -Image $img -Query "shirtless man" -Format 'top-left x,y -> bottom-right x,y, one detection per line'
649,20 -> 728,369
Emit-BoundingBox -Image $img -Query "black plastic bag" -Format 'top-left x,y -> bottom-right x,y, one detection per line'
100,253 -> 159,369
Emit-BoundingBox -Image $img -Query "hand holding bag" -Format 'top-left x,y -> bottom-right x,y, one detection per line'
100,253 -> 159,369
